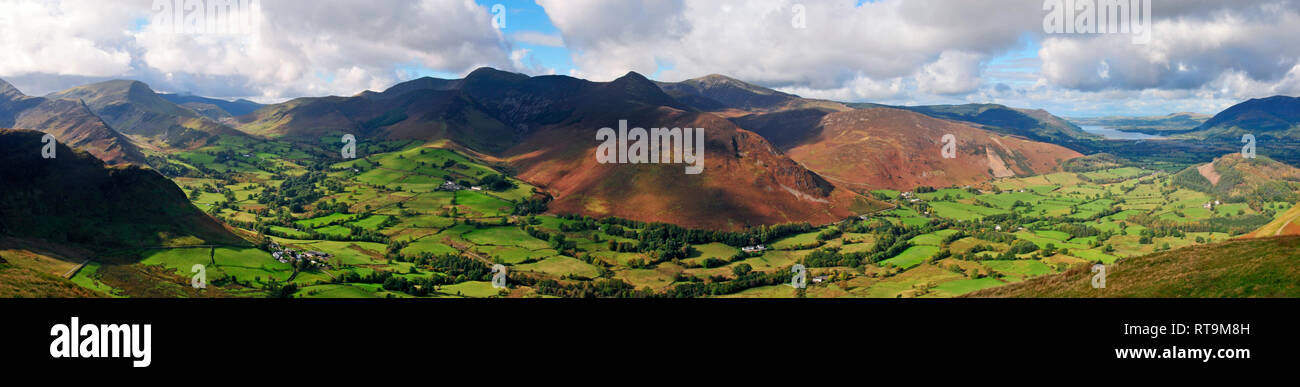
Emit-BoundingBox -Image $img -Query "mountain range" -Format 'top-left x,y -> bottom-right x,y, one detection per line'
2,68 -> 1298,229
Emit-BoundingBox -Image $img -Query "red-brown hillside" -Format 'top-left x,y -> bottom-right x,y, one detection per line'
785,107 -> 1082,191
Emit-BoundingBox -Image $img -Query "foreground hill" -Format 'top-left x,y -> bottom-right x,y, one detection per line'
238,68 -> 887,229
783,107 -> 1082,191
968,236 -> 1300,297
0,129 -> 246,248
48,80 -> 247,149
0,79 -> 144,165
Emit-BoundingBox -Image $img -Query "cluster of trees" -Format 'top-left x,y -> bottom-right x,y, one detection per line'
257,171 -> 327,212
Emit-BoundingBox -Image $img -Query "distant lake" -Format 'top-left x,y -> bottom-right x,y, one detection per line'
1079,125 -> 1165,140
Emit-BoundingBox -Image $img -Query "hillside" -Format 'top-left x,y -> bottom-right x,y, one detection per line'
0,79 -> 144,165
1244,202 -> 1300,238
967,236 -> 1300,297
48,80 -> 247,149
158,93 -> 263,120
1190,95 -> 1300,140
870,103 -> 1100,144
238,68 -> 888,230
0,129 -> 247,248
1170,153 -> 1300,203
782,107 -> 1082,191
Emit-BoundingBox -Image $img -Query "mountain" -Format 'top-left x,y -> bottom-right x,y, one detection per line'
0,79 -> 145,165
240,68 -> 888,230
158,93 -> 263,120
858,103 -> 1099,144
967,236 -> 1300,297
1189,95 -> 1300,140
0,129 -> 247,248
656,74 -> 853,149
48,80 -> 247,149
657,74 -> 811,112
781,107 -> 1082,191
656,75 -> 1087,188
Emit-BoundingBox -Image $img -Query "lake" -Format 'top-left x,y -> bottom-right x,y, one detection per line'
1079,125 -> 1165,140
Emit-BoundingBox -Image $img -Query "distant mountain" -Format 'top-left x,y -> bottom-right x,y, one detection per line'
856,103 -> 1099,144
48,80 -> 247,149
239,68 -> 887,230
782,107 -> 1082,191
1189,96 -> 1300,140
0,129 -> 246,248
0,79 -> 144,165
1069,112 -> 1210,135
968,236 -> 1300,297
158,93 -> 263,120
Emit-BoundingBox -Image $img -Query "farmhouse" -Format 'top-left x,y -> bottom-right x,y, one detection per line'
741,245 -> 767,253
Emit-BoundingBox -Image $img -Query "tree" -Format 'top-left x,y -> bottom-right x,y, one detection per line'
732,263 -> 753,277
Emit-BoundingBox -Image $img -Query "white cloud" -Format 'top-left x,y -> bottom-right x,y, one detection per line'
0,0 -> 516,100
0,1 -> 135,78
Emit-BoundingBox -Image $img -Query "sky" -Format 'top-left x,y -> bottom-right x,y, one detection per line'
2,0 -> 1299,117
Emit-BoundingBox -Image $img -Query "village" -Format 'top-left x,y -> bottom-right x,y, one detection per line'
267,242 -> 333,271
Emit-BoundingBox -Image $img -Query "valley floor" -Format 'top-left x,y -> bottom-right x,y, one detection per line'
43,136 -> 1300,298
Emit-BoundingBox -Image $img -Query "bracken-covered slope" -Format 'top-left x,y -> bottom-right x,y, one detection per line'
967,236 -> 1300,297
1244,202 -> 1300,238
783,107 -> 1082,191
0,129 -> 247,248
0,79 -> 144,165
47,80 -> 247,149
237,68 -> 889,230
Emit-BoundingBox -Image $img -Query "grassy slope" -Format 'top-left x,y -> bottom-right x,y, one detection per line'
967,236 -> 1300,297
0,261 -> 105,298
1245,202 -> 1300,238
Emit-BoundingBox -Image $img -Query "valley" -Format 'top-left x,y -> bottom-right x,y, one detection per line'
48,132 -> 1297,298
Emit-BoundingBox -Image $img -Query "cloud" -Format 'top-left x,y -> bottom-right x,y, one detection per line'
536,0 -> 1039,101
1038,0 -> 1300,95
0,0 -> 515,100
0,1 -> 135,78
